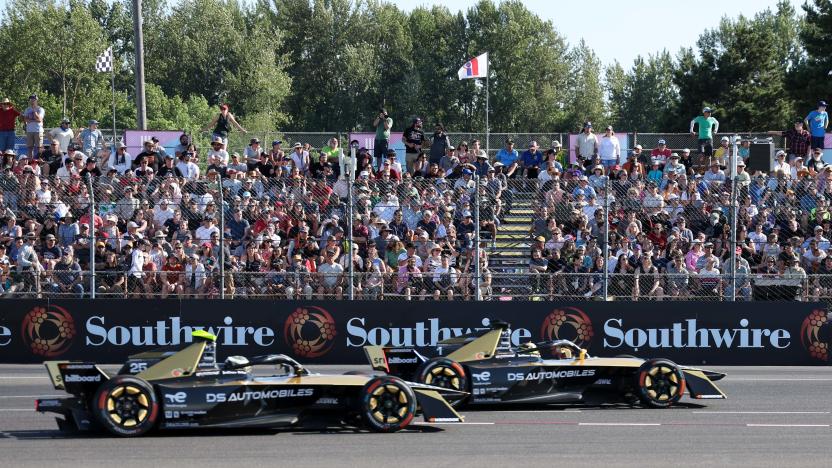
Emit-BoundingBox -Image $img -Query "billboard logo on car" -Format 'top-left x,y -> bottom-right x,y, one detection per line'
165,392 -> 187,404
801,310 -> 829,361
21,306 -> 76,357
540,307 -> 594,348
283,307 -> 337,359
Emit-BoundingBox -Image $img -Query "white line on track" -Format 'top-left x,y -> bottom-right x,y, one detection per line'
498,410 -> 582,413
746,424 -> 830,427
578,423 -> 661,426
0,376 -> 48,379
425,422 -> 495,425
727,378 -> 832,381
0,395 -> 62,399
693,411 -> 831,415
0,409 -> 33,412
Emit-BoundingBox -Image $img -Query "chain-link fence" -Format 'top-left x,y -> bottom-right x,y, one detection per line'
1,131 -> 829,302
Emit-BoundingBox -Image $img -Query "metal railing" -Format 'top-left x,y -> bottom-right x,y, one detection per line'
1,133 -> 829,303
3,270 -> 817,302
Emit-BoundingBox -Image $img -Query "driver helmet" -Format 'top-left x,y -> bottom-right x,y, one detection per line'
552,345 -> 573,360
518,342 -> 540,357
224,355 -> 252,373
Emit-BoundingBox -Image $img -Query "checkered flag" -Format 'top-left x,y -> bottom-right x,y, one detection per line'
95,47 -> 113,73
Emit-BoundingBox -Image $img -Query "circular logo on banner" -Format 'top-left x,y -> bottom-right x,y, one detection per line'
284,307 -> 337,358
800,309 -> 829,362
540,307 -> 594,348
21,305 -> 76,357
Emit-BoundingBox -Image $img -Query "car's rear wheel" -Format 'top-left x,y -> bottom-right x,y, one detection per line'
360,376 -> 417,433
635,359 -> 686,408
416,357 -> 469,398
92,376 -> 159,437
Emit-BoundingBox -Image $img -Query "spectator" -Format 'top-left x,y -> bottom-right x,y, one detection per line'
690,107 -> 719,158
289,142 -> 310,175
373,108 -> 393,170
0,98 -> 22,153
598,126 -> 621,170
494,139 -> 520,178
204,103 -> 247,146
576,122 -> 598,164
22,95 -> 45,158
207,136 -> 230,169
429,124 -> 451,166
651,139 -> 672,167
402,118 -> 425,172
177,151 -> 200,180
317,248 -> 344,299
49,247 -> 83,297
713,136 -> 731,166
769,118 -> 812,160
805,100 -> 828,150
79,120 -> 104,157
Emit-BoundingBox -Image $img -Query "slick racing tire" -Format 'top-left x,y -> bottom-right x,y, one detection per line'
360,376 -> 417,433
416,357 -> 469,396
92,375 -> 159,437
635,359 -> 686,409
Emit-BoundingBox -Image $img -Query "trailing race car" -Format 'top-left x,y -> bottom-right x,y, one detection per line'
364,321 -> 726,408
36,331 -> 464,436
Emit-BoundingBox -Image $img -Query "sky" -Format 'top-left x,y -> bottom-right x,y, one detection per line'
391,0 -> 806,67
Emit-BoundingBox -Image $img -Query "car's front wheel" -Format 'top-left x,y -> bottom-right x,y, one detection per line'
360,376 -> 417,433
92,375 -> 159,437
635,359 -> 686,408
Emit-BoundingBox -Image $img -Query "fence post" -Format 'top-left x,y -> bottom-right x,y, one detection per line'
729,134 -> 739,302
348,180 -> 355,300
219,170 -> 225,299
88,177 -> 96,299
474,175 -> 482,301
603,175 -> 610,301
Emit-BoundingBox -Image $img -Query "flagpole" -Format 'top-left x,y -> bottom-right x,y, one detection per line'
485,71 -> 489,158
111,64 -> 117,145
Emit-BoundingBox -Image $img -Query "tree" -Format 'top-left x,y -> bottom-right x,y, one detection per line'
0,0 -> 111,125
466,0 -> 571,132
147,0 -> 290,129
608,52 -> 678,132
563,40 -> 605,131
672,4 -> 802,131
789,0 -> 832,114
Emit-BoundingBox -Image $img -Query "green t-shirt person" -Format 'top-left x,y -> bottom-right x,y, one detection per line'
375,115 -> 393,141
690,110 -> 719,140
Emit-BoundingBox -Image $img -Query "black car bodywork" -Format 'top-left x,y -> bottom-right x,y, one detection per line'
36,331 -> 463,436
365,321 -> 726,408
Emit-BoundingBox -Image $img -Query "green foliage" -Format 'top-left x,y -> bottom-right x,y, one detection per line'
0,0 -> 825,135
606,52 -> 678,132
788,0 -> 832,116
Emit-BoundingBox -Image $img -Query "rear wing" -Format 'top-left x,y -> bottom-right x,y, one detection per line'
364,346 -> 427,379
44,361 -> 110,393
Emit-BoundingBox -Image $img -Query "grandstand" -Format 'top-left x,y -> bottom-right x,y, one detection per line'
0,128 -> 828,302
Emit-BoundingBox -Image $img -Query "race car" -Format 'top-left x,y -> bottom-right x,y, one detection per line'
364,321 -> 726,408
36,330 -> 464,436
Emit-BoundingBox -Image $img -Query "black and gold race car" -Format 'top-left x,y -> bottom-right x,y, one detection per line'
365,321 -> 726,408
36,331 -> 463,436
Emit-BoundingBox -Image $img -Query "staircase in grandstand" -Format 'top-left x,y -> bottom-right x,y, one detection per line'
488,184 -> 535,299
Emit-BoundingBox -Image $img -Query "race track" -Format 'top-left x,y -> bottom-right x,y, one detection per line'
1,365 -> 830,467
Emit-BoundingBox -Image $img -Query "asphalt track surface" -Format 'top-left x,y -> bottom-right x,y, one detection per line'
1,365 -> 830,467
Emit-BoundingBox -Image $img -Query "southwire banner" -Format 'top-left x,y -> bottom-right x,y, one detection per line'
0,300 -> 828,365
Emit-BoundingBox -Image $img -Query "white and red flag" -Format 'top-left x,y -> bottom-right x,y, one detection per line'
457,52 -> 488,80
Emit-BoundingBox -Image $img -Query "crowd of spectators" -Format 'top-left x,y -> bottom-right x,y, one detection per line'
0,107 -> 508,300
0,99 -> 829,301
527,103 -> 829,301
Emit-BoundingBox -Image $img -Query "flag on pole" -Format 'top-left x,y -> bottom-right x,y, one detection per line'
457,52 -> 488,80
95,47 -> 113,73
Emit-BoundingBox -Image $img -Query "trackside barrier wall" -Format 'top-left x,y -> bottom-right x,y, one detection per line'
2,300 -> 829,365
